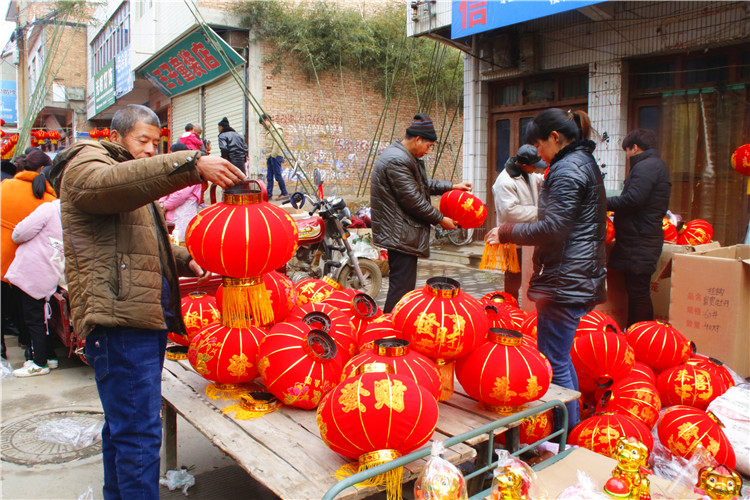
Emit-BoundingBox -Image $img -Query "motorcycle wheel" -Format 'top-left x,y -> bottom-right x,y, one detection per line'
337,259 -> 383,299
448,227 -> 474,246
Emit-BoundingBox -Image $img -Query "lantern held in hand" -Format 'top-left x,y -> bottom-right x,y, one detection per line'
439,190 -> 487,229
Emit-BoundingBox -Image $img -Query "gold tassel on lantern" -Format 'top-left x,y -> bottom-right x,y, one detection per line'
222,276 -> 274,328
435,358 -> 455,402
479,243 -> 520,273
335,450 -> 403,500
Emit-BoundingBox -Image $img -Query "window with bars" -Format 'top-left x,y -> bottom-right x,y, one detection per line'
91,1 -> 130,76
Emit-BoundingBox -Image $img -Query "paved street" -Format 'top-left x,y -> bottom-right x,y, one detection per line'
1,255 -> 503,500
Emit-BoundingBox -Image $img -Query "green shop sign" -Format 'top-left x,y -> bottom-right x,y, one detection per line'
94,59 -> 115,114
139,27 -> 245,97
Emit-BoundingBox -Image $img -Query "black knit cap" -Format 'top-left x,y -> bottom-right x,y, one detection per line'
406,113 -> 437,142
218,117 -> 230,128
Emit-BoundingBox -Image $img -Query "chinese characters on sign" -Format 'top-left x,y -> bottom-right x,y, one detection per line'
94,59 -> 116,115
458,1 -> 487,31
139,28 -> 245,98
683,288 -> 729,332
0,80 -> 17,124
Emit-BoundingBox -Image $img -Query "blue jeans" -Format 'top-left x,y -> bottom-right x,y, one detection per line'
266,155 -> 287,197
535,301 -> 593,432
85,326 -> 168,500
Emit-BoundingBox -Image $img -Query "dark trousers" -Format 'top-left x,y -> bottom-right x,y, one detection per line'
2,281 -> 24,347
85,326 -> 168,500
18,289 -> 56,365
624,272 -> 654,327
266,156 -> 287,196
503,247 -> 524,301
383,249 -> 418,313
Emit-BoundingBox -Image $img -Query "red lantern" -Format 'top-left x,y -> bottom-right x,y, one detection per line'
663,218 -> 678,243
481,291 -> 519,309
629,361 -> 657,385
456,329 -> 552,413
656,364 -> 728,410
686,356 -> 735,392
258,322 -> 343,409
571,329 -> 634,393
342,339 -> 441,400
317,362 -> 439,497
160,127 -> 170,138
575,310 -> 622,338
358,314 -> 402,353
185,181 -> 298,326
187,322 -> 266,398
9,134 -> 18,144
0,118 -> 4,126
100,128 -> 110,140
88,129 -> 100,139
168,291 -> 221,346
677,219 -> 713,245
624,320 -> 691,371
322,289 -> 382,337
730,143 -> 750,176
483,301 -> 527,330
569,413 -> 654,456
520,310 -> 538,340
605,216 -> 615,244
657,406 -> 736,468
295,277 -> 336,305
496,409 -> 553,447
286,302 -> 358,362
438,190 -> 488,229
393,277 -> 489,400
597,377 -> 662,428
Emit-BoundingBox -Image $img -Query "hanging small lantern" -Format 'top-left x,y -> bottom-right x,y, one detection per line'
656,364 -> 729,410
481,291 -> 519,309
185,181 -> 298,327
455,329 -> 552,414
187,322 -> 266,400
323,289 -> 382,337
677,219 -> 713,245
317,362 -> 439,500
9,134 -> 18,144
160,126 -> 170,139
657,405 -> 736,468
624,320 -> 692,371
286,302 -> 358,362
730,143 -> 750,176
393,277 -> 488,401
597,376 -> 662,428
99,128 -> 110,141
295,277 -> 337,305
663,218 -> 678,243
358,314 -> 402,353
342,338 -> 442,400
88,129 -> 100,140
568,412 -> 654,457
571,329 -> 634,393
258,321 -> 343,409
575,310 -> 622,338
605,215 -> 615,244
439,190 -> 487,229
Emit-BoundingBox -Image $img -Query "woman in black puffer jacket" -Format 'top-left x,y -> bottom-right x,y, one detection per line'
486,108 -> 607,431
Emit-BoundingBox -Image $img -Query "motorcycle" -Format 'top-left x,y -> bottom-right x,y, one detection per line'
283,172 -> 382,298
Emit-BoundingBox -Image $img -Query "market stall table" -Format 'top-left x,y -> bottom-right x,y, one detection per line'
161,358 -> 580,499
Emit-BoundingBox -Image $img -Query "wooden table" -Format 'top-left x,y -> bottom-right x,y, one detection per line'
161,358 -> 580,500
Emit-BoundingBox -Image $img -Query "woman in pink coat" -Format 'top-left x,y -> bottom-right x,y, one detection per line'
4,199 -> 64,377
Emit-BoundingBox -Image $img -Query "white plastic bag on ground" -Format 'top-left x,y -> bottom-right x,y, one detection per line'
160,468 -> 195,496
707,383 -> 750,476
77,486 -> 94,500
1,357 -> 13,379
35,418 -> 102,448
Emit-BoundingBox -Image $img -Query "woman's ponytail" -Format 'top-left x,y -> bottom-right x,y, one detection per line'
31,172 -> 48,199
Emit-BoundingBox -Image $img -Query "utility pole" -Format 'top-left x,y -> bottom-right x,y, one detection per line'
13,1 -> 28,130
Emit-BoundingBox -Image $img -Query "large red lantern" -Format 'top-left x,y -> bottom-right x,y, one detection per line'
656,364 -> 728,410
569,413 -> 654,457
358,314 -> 402,352
455,329 -> 552,413
481,291 -> 519,309
496,409 -> 553,447
187,322 -> 266,399
731,143 -> 750,176
169,291 -> 221,346
393,277 -> 489,400
185,181 -> 298,326
342,339 -> 441,400
597,377 -> 662,428
686,356 -> 735,392
439,190 -> 487,229
295,277 -> 337,305
323,289 -> 382,337
520,310 -> 538,339
483,301 -> 527,330
677,219 -> 713,245
286,302 -> 358,362
317,362 -> 439,498
258,322 -> 343,409
657,406 -> 736,468
663,218 -> 678,243
575,310 -> 622,338
624,320 -> 691,371
629,361 -> 657,385
571,329 -> 634,393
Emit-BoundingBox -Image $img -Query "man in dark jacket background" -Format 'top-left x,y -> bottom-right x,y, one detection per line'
370,113 -> 471,312
218,117 -> 248,174
608,128 -> 671,327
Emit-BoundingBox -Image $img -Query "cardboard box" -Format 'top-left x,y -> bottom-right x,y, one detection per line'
670,245 -> 750,377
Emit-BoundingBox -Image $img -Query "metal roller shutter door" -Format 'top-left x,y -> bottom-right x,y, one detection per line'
204,73 -> 245,157
170,89 -> 202,145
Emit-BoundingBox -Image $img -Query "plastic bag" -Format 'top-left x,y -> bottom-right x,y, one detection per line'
159,468 -> 195,496
77,486 -> 94,500
556,470 -> 609,499
1,357 -> 13,379
707,383 -> 750,476
351,238 -> 380,260
650,432 -> 718,496
414,441 -> 468,500
490,449 -> 548,500
35,418 -> 102,449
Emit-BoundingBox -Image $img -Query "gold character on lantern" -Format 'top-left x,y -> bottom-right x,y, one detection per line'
374,379 -> 407,412
490,377 -> 518,402
696,464 -> 743,500
227,353 -> 253,378
338,382 -> 371,412
603,436 -> 652,500
519,376 -> 543,399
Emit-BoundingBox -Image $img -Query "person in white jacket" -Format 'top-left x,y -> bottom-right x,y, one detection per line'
491,145 -> 546,301
4,199 -> 64,376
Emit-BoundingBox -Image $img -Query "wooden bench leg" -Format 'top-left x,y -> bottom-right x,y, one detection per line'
162,400 -> 177,474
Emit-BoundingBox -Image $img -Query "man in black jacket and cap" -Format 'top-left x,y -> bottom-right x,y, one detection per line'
370,113 -> 471,312
608,128 -> 671,327
217,117 -> 248,174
